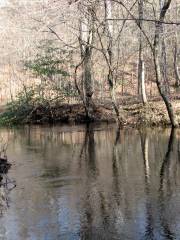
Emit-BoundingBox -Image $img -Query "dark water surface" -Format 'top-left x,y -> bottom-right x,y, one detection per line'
0,124 -> 180,240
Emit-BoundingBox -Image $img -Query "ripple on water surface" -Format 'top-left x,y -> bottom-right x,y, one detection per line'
0,125 -> 179,240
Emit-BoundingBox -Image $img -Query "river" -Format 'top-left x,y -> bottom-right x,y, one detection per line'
0,124 -> 180,240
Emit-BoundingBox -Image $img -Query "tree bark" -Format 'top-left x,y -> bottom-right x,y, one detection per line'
153,0 -> 178,127
79,5 -> 94,119
174,1 -> 180,88
138,0 -> 143,94
138,0 -> 147,104
141,61 -> 147,104
83,47 -> 94,116
174,41 -> 180,88
104,0 -> 122,122
153,51 -> 178,127
159,0 -> 170,94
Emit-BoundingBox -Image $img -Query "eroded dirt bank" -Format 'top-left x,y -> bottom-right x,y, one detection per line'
12,100 -> 180,127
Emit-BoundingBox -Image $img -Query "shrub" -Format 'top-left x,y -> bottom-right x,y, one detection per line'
0,88 -> 35,125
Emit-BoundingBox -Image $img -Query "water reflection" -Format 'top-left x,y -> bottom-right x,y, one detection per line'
140,131 -> 154,240
139,128 -> 180,240
0,125 -> 179,239
79,124 -> 98,178
0,158 -> 15,217
159,128 -> 176,240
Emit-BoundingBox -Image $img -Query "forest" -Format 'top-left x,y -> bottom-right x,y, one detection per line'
0,0 -> 180,127
1,1 -> 180,239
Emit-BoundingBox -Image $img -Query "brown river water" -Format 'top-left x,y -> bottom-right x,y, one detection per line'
0,124 -> 180,240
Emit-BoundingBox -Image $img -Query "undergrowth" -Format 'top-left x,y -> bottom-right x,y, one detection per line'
0,88 -> 35,125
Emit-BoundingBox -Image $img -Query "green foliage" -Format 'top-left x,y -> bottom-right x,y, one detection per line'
24,40 -> 78,98
0,84 -> 77,125
0,88 -> 35,125
25,40 -> 70,79
52,82 -> 79,98
26,56 -> 69,78
0,41 -> 79,126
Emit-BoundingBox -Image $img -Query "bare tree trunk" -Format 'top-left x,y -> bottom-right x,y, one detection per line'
83,47 -> 94,116
153,52 -> 177,127
174,40 -> 180,88
141,61 -> 147,104
137,0 -> 143,94
138,0 -> 147,104
153,0 -> 178,127
159,0 -> 170,94
161,38 -> 169,93
79,6 -> 94,119
174,1 -> 180,88
104,0 -> 122,122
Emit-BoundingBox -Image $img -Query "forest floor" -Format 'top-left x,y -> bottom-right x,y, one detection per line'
123,100 -> 180,127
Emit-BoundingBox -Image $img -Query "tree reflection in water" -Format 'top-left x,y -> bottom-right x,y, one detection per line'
159,128 -> 176,240
79,124 -> 98,178
140,128 -> 179,240
0,125 -> 180,239
79,124 -> 97,239
140,130 -> 154,240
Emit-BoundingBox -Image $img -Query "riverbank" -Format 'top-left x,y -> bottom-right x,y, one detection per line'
1,99 -> 180,127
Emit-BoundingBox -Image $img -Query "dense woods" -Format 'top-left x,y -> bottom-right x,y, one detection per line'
0,0 -> 180,126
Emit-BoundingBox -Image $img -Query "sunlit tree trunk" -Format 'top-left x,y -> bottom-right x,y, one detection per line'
138,0 -> 147,104
137,0 -> 143,94
141,61 -> 147,104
